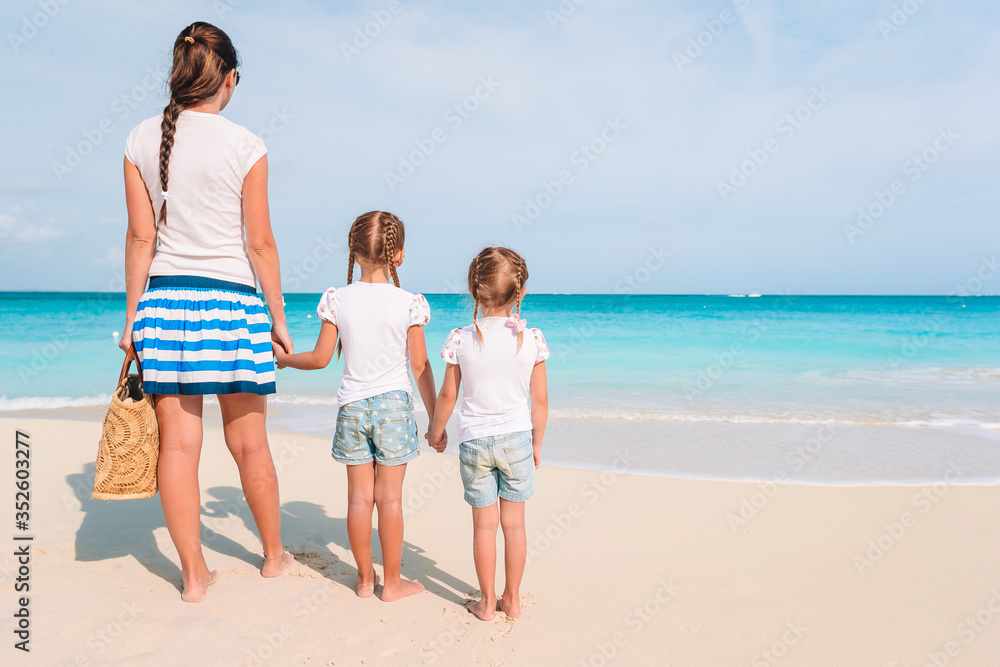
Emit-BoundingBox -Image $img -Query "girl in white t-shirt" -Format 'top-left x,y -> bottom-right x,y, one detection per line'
274,211 -> 435,601
428,247 -> 550,621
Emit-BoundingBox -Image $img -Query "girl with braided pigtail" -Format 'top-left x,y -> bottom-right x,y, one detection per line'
274,211 -> 436,602
122,22 -> 294,602
428,247 -> 550,621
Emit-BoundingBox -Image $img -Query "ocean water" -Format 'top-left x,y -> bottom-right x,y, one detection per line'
2,292 -> 999,483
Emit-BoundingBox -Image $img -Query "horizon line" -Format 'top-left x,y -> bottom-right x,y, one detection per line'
0,291 -> 995,298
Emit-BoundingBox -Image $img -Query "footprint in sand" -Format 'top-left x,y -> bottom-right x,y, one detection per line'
490,619 -> 517,640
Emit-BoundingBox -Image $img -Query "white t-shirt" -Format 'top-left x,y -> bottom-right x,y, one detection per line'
316,283 -> 431,406
125,111 -> 268,287
441,317 -> 550,443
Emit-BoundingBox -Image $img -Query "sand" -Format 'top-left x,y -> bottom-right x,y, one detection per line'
2,415 -> 999,666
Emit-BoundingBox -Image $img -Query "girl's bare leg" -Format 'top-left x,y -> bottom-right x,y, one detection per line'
498,498 -> 526,618
467,502 -> 499,620
374,463 -> 424,601
346,462 -> 378,596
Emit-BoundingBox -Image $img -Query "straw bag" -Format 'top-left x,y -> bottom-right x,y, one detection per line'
92,345 -> 159,500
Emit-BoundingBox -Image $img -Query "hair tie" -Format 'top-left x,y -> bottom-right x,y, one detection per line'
184,36 -> 194,44
506,314 -> 526,333
161,191 -> 170,200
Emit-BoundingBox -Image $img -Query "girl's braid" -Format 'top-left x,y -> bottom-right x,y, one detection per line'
383,214 -> 400,287
471,255 -> 483,343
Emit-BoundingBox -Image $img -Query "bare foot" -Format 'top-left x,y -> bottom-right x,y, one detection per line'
181,569 -> 218,603
357,571 -> 380,598
379,578 -> 424,602
499,593 -> 522,618
466,597 -> 497,621
261,551 -> 294,578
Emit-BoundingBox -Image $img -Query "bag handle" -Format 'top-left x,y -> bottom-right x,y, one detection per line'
118,344 -> 144,385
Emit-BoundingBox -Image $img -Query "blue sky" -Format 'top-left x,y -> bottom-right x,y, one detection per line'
0,0 -> 997,295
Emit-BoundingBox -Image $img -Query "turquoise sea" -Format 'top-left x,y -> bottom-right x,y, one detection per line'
2,293 -> 999,483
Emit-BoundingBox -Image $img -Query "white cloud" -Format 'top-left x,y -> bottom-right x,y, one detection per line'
93,245 -> 124,268
14,224 -> 68,244
1,177 -> 47,194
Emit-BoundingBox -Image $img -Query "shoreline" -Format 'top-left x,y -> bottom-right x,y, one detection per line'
3,405 -> 1000,486
4,415 -> 1000,665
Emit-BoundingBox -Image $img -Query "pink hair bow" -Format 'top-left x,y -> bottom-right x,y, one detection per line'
506,314 -> 526,332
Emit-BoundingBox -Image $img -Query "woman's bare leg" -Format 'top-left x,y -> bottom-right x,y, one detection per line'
155,394 -> 217,602
218,393 -> 290,576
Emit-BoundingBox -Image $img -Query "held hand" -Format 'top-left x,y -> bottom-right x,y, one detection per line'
427,430 -> 448,453
271,341 -> 288,369
271,320 -> 293,355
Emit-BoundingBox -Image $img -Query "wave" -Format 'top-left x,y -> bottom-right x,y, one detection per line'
3,393 -> 999,433
548,407 -> 1000,429
0,394 -> 112,411
815,367 -> 1000,386
268,393 -> 341,406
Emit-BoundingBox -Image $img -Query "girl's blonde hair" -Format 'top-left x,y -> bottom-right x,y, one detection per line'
158,22 -> 239,226
337,211 -> 406,358
468,247 -> 528,349
346,210 -> 405,287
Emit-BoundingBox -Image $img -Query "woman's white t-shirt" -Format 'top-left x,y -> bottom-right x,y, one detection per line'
441,317 -> 549,443
125,110 -> 267,287
316,283 -> 431,406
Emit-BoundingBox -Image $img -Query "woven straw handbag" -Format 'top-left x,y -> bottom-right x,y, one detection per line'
92,344 -> 159,500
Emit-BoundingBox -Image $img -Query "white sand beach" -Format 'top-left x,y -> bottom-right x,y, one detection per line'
3,415 -> 1000,666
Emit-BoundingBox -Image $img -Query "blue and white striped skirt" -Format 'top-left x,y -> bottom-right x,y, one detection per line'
131,276 -> 276,396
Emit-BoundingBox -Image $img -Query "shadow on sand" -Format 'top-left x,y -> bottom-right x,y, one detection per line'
69,470 -> 472,603
69,466 -> 263,593
249,494 -> 474,604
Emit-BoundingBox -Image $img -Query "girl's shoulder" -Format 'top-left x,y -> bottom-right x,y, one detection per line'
452,323 -> 478,337
336,282 -> 418,301
440,326 -> 468,364
528,326 -> 549,364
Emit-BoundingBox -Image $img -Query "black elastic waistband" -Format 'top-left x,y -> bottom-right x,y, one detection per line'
148,275 -> 257,294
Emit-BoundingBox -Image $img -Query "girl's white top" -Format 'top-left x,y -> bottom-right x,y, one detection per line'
125,110 -> 268,287
441,317 -> 549,443
317,283 -> 431,406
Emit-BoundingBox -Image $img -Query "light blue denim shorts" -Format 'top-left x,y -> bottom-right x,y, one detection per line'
333,390 -> 419,466
458,430 -> 535,508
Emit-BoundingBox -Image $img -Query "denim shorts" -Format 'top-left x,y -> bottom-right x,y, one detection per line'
332,390 -> 419,466
458,430 -> 535,508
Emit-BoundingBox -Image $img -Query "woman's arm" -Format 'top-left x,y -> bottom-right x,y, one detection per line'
243,155 -> 292,354
407,325 -> 438,439
273,321 -> 337,370
428,363 -> 460,452
529,361 -> 548,469
120,157 -> 157,353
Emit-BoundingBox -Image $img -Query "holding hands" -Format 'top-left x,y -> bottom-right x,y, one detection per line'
270,321 -> 294,368
426,428 -> 447,453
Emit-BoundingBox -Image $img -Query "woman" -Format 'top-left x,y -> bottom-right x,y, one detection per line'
120,21 -> 293,602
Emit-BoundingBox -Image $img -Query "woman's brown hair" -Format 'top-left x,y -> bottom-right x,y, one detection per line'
468,247 -> 528,349
337,211 -> 407,358
157,22 -> 239,226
